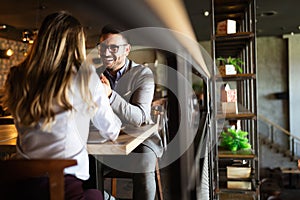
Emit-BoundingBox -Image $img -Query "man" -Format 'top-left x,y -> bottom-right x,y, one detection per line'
98,25 -> 163,200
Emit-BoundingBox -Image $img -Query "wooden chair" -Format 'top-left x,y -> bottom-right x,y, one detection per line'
260,168 -> 283,200
151,98 -> 169,151
0,159 -> 77,200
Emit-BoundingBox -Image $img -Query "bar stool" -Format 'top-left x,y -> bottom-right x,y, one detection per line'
104,160 -> 163,200
104,98 -> 168,200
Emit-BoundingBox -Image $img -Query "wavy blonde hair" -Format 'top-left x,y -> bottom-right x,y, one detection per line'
1,11 -> 95,128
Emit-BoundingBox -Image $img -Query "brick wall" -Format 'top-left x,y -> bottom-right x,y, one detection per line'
0,38 -> 28,88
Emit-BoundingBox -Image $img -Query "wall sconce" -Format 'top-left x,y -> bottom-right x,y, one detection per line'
0,49 -> 14,59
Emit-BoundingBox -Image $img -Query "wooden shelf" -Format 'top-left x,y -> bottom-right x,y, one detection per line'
216,112 -> 256,120
218,192 -> 257,200
216,103 -> 256,120
218,147 -> 255,159
215,0 -> 251,6
211,0 -> 258,198
217,188 -> 257,195
215,73 -> 256,81
214,32 -> 254,41
214,32 -> 254,57
214,1 -> 250,21
218,177 -> 258,194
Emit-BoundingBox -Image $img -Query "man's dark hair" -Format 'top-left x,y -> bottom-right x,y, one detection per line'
100,24 -> 129,42
100,24 -> 122,34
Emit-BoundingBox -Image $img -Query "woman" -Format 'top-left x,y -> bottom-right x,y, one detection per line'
1,11 -> 121,199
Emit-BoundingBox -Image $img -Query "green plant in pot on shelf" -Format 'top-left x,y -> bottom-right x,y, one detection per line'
217,56 -> 244,74
192,81 -> 204,100
220,128 -> 251,151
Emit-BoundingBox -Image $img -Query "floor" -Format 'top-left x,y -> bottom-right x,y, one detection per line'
103,167 -> 300,200
279,173 -> 300,200
104,178 -> 132,200
103,167 -> 171,200
280,189 -> 300,200
258,168 -> 300,200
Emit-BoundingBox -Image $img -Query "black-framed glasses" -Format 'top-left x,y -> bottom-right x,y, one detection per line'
96,43 -> 128,53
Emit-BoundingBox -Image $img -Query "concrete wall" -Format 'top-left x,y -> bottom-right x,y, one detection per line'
257,37 -> 289,144
200,37 -> 289,130
257,37 -> 291,168
283,34 -> 300,156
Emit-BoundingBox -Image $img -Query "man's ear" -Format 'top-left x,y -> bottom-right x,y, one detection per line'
124,44 -> 131,56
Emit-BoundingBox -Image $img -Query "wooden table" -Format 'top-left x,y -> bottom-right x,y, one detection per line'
87,123 -> 159,191
281,168 -> 300,188
0,123 -> 159,194
281,168 -> 300,174
0,115 -> 14,125
0,123 -> 158,155
87,123 -> 158,155
0,124 -> 17,153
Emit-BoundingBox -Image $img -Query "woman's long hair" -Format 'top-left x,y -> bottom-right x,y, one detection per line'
1,11 -> 94,128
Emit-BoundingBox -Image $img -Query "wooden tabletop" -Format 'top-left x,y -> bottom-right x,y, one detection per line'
281,168 -> 300,174
0,124 -> 17,153
0,115 -> 14,125
87,123 -> 158,155
0,123 -> 158,155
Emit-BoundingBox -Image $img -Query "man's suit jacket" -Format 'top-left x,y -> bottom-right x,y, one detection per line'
104,60 -> 163,157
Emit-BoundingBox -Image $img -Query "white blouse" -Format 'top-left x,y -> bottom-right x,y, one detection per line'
15,65 -> 121,180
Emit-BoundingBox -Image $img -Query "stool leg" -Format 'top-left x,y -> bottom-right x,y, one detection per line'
155,161 -> 164,200
111,178 -> 117,197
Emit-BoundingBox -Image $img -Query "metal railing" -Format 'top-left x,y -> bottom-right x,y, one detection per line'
258,114 -> 300,160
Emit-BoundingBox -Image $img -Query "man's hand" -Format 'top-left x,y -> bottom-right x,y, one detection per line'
100,74 -> 112,97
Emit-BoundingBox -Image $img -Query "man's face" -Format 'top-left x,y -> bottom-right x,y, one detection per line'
98,33 -> 130,72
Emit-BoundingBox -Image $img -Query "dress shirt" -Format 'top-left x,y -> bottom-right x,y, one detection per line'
103,59 -> 129,104
103,59 -> 128,89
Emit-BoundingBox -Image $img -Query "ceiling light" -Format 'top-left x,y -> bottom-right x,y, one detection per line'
259,11 -> 277,17
204,11 -> 209,16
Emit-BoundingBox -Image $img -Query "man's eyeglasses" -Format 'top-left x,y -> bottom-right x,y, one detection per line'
97,43 -> 128,53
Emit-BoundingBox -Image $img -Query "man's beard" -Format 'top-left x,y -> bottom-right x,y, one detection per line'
103,55 -> 123,71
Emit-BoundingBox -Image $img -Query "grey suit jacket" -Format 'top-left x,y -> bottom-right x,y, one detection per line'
104,60 -> 163,158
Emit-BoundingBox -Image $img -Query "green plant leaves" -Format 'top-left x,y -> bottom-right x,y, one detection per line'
220,128 -> 251,151
217,56 -> 244,73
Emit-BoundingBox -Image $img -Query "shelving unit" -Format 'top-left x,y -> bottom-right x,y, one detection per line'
210,0 -> 259,199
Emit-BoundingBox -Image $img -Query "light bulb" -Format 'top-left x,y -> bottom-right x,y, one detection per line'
5,49 -> 14,57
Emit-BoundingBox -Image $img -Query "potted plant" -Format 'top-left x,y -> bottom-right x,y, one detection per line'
192,81 -> 204,100
220,128 -> 251,151
217,56 -> 244,75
